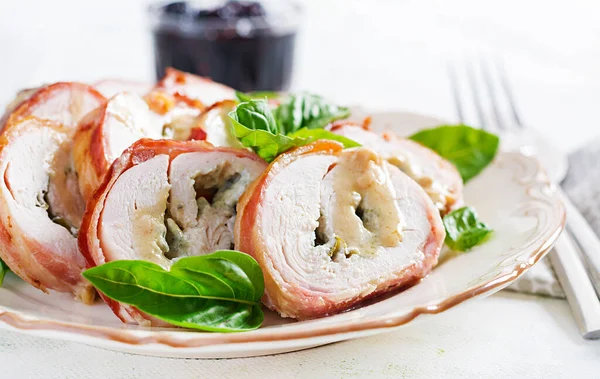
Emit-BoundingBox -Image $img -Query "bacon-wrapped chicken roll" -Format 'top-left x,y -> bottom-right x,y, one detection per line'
235,141 -> 445,319
0,117 -> 94,303
79,139 -> 266,325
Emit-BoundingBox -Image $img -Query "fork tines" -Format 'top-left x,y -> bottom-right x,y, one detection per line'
449,58 -> 523,132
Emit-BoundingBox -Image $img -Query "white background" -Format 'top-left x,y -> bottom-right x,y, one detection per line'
1,0 -> 599,152
1,0 -> 600,377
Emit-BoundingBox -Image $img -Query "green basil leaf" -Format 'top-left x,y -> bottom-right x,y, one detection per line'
82,252 -> 264,332
171,250 -> 264,302
275,93 -> 350,134
409,125 -> 500,182
0,258 -> 8,286
236,91 -> 281,102
230,100 -> 279,135
287,128 -> 361,149
229,98 -> 355,162
229,114 -> 301,161
443,206 -> 493,251
229,118 -> 359,161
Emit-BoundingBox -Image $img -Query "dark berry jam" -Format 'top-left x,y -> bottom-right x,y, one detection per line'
149,1 -> 300,92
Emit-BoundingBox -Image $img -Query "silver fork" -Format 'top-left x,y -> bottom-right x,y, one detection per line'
449,58 -> 600,339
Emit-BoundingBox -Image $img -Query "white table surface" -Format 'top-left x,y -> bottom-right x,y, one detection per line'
1,0 -> 600,377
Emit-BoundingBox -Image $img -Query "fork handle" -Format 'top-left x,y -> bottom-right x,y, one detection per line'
549,231 -> 600,339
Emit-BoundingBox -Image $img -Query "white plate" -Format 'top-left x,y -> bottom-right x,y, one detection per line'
0,111 -> 564,359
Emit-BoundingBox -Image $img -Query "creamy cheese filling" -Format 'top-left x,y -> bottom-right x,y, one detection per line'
318,148 -> 404,259
161,106 -> 200,140
387,155 -> 450,212
334,125 -> 457,213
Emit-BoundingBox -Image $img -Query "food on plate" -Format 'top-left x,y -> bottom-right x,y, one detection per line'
154,68 -> 237,109
143,69 -> 237,141
235,141 -> 446,319
0,117 -> 93,303
191,100 -> 243,148
0,87 -> 40,127
0,82 -> 106,130
79,138 -> 266,325
0,69 -> 500,332
332,122 -> 463,214
72,92 -> 165,201
93,79 -> 153,98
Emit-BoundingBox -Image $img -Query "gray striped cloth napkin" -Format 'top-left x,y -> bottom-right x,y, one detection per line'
507,140 -> 600,298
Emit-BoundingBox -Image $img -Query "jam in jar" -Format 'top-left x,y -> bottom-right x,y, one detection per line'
149,1 -> 301,92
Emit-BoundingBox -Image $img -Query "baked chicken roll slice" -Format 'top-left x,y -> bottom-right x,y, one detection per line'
72,92 -> 165,201
143,68 -> 237,142
187,100 -> 244,148
1,82 -> 106,130
333,123 -> 463,214
93,79 -> 152,99
235,141 -> 445,320
79,139 -> 266,325
0,117 -> 93,303
155,68 -> 237,109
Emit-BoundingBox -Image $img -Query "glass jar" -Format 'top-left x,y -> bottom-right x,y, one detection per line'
148,1 -> 302,92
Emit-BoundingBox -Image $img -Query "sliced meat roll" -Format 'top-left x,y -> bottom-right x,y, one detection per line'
0,87 -> 40,127
1,82 -> 106,130
143,68 -> 237,142
93,79 -> 152,98
144,89 -> 206,141
0,117 -> 93,303
333,123 -> 463,214
188,100 -> 244,147
79,139 -> 266,325
155,68 -> 236,109
235,141 -> 445,320
72,92 -> 165,201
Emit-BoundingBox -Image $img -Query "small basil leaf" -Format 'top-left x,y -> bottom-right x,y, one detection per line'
287,128 -> 361,149
229,118 -> 357,161
443,206 -> 493,251
275,93 -> 350,134
229,115 -> 301,161
83,252 -> 264,332
229,98 -> 355,161
230,100 -> 279,135
0,258 -> 8,286
409,125 -> 500,182
235,91 -> 253,103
